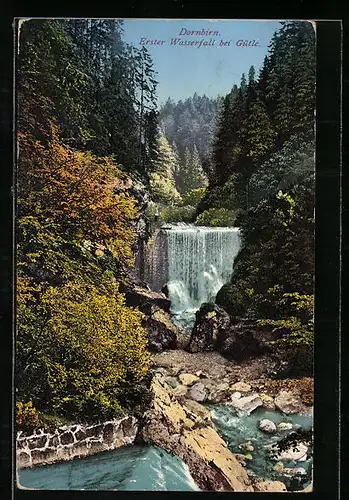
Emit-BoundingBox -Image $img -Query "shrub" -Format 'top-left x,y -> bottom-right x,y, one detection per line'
196,207 -> 236,227
149,172 -> 181,204
18,128 -> 138,268
16,401 -> 40,434
182,187 -> 206,207
160,205 -> 196,223
16,273 -> 150,422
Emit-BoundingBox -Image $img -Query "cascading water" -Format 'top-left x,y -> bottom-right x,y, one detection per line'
164,224 -> 241,329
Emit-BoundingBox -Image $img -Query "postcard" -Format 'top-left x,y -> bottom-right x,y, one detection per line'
15,18 -> 316,492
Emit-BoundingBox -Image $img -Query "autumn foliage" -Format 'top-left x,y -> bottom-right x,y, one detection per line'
18,125 -> 137,266
16,126 -> 150,427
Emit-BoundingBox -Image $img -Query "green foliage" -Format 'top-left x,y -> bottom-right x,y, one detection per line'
196,208 -> 236,227
182,187 -> 207,207
209,21 -> 315,197
173,145 -> 208,196
160,205 -> 196,223
37,413 -> 72,433
159,93 -> 219,162
216,182 -> 314,321
17,19 -> 157,424
18,129 -> 138,268
149,172 -> 181,205
18,19 -> 158,181
258,317 -> 313,347
17,274 -> 150,422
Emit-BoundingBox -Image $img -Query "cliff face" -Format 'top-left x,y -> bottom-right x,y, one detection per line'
139,372 -> 254,492
140,229 -> 168,292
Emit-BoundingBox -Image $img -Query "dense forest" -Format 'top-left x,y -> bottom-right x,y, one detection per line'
16,19 -> 315,433
16,19 -> 160,430
207,22 -> 315,375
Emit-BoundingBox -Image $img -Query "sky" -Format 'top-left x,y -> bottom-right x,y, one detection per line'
122,19 -> 282,105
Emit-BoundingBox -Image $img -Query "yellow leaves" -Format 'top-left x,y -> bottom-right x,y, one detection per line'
18,128 -> 138,269
36,276 -> 150,417
16,401 -> 40,432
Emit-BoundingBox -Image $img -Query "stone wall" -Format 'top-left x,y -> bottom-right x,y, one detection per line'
17,415 -> 138,469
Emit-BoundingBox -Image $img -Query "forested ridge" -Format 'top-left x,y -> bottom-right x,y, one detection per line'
16,19 -> 315,433
206,22 -> 315,372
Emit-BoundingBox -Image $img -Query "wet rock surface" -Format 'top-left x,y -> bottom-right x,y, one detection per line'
139,373 -> 254,491
120,280 -> 178,352
187,303 -> 313,378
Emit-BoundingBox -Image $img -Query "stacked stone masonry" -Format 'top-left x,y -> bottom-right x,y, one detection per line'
17,415 -> 138,469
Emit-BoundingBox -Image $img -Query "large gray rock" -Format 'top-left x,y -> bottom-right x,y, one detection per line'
228,393 -> 263,415
189,382 -> 207,402
120,281 -> 178,353
259,419 -> 277,434
187,303 -> 231,353
179,373 -> 199,386
217,320 -> 283,361
274,390 -> 304,414
143,306 -> 178,352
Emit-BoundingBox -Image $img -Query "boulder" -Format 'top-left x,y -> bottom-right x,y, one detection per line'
276,442 -> 308,462
230,382 -> 251,393
187,303 -> 231,353
231,392 -> 241,399
164,377 -> 179,389
253,480 -> 287,492
179,373 -> 199,386
189,383 -> 207,402
119,281 -> 178,353
217,321 -> 282,361
144,307 -> 178,353
228,393 -> 263,415
183,400 -> 212,423
172,384 -> 188,397
259,419 -> 277,434
206,382 -> 230,403
274,391 -> 304,414
238,441 -> 254,453
259,393 -> 275,410
277,422 -> 293,432
123,284 -> 171,314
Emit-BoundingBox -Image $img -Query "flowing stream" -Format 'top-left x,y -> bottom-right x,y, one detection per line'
18,409 -> 312,491
211,406 -> 313,491
18,445 -> 199,491
164,224 -> 241,329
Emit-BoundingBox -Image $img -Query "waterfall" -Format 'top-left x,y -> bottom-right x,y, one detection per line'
164,224 -> 241,329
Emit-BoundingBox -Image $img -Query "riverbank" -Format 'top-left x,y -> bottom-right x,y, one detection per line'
17,349 -> 313,492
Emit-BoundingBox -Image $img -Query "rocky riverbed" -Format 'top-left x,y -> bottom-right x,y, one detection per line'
139,349 -> 313,492
17,348 -> 313,492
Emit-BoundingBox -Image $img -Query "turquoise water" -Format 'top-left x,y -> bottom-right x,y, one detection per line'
18,445 -> 199,491
18,408 -> 313,492
210,405 -> 313,491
